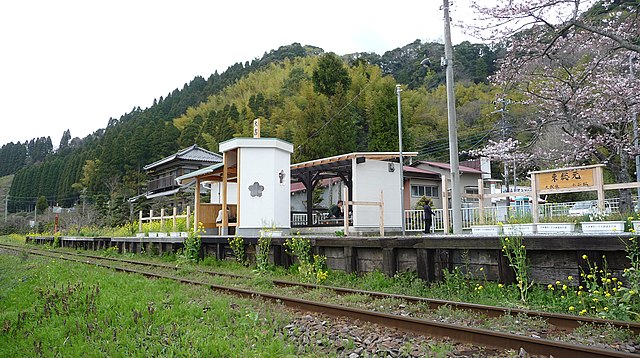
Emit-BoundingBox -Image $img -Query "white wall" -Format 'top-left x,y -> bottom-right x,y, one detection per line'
238,146 -> 291,230
208,182 -> 238,204
352,159 -> 401,229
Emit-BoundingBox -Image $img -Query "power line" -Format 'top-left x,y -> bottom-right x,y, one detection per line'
296,80 -> 374,154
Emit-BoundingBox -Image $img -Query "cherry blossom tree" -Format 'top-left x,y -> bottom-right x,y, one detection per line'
466,0 -> 640,211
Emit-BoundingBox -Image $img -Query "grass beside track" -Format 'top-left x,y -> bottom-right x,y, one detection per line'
0,250 -> 312,357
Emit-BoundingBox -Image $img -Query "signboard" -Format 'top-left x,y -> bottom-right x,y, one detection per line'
536,167 -> 596,190
253,118 -> 260,138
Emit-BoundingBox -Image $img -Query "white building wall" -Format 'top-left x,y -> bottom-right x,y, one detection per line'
352,159 -> 401,229
209,182 -> 238,204
238,146 -> 291,230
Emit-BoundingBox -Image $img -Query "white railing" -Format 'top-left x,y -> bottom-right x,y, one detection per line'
291,212 -> 330,226
292,198 -> 629,232
138,207 -> 191,232
403,198 -> 626,233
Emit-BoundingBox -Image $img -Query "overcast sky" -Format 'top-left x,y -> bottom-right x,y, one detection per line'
0,0 -> 478,148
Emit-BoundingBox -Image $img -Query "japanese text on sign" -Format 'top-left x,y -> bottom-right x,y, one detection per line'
536,168 -> 595,190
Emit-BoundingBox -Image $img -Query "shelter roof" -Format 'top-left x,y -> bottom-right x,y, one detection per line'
175,163 -> 226,185
143,145 -> 222,171
291,152 -> 418,179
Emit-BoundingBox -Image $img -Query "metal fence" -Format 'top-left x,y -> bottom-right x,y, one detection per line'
291,211 -> 330,226
290,198 -> 628,232
404,198 -> 625,233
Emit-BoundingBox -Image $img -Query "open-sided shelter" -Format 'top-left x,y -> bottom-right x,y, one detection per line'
291,152 -> 417,234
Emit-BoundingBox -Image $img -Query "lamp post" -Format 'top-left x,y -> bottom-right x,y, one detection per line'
396,84 -> 406,236
442,0 -> 462,234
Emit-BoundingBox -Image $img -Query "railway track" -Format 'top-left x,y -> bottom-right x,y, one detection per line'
1,242 -> 638,357
6,242 -> 638,335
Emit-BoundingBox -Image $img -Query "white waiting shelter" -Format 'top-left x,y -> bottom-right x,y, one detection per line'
176,137 -> 293,236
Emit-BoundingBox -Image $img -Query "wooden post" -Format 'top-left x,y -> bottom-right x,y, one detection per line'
531,173 -> 539,225
160,208 -> 165,232
186,206 -> 191,230
172,206 -> 178,232
343,186 -> 349,236
477,178 -> 484,225
441,176 -> 449,234
222,152 -> 229,234
172,207 -> 177,231
344,187 -> 385,236
194,178 -> 201,232
139,211 -> 143,232
595,166 -> 605,213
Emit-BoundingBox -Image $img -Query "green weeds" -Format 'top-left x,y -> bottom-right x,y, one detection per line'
176,224 -> 203,264
284,235 -> 329,284
228,235 -> 246,265
500,234 -> 532,302
0,253 -> 305,357
255,228 -> 273,272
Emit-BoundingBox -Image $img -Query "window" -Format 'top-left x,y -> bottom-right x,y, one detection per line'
464,186 -> 479,202
411,185 -> 439,198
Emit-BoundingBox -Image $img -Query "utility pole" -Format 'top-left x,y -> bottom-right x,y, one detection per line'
493,98 -> 511,206
631,53 -> 640,210
4,195 -> 7,222
442,0 -> 462,234
396,84 -> 406,236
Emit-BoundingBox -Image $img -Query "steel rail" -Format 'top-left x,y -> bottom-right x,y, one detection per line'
1,243 -> 637,358
3,242 -> 640,335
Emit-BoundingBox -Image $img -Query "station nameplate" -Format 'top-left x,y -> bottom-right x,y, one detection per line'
536,168 -> 595,190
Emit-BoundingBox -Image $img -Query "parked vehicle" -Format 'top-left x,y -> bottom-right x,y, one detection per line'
568,200 -> 611,216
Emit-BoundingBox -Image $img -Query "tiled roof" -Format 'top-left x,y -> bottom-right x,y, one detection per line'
143,145 -> 222,170
403,166 -> 438,175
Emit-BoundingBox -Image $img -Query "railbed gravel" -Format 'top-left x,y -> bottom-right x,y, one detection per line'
282,310 -> 513,357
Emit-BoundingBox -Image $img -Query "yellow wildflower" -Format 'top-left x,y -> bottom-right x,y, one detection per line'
582,254 -> 588,260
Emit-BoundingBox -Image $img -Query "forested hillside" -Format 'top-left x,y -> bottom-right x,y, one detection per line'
4,40 -> 502,223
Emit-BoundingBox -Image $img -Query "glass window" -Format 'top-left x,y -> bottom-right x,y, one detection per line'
411,185 -> 438,198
